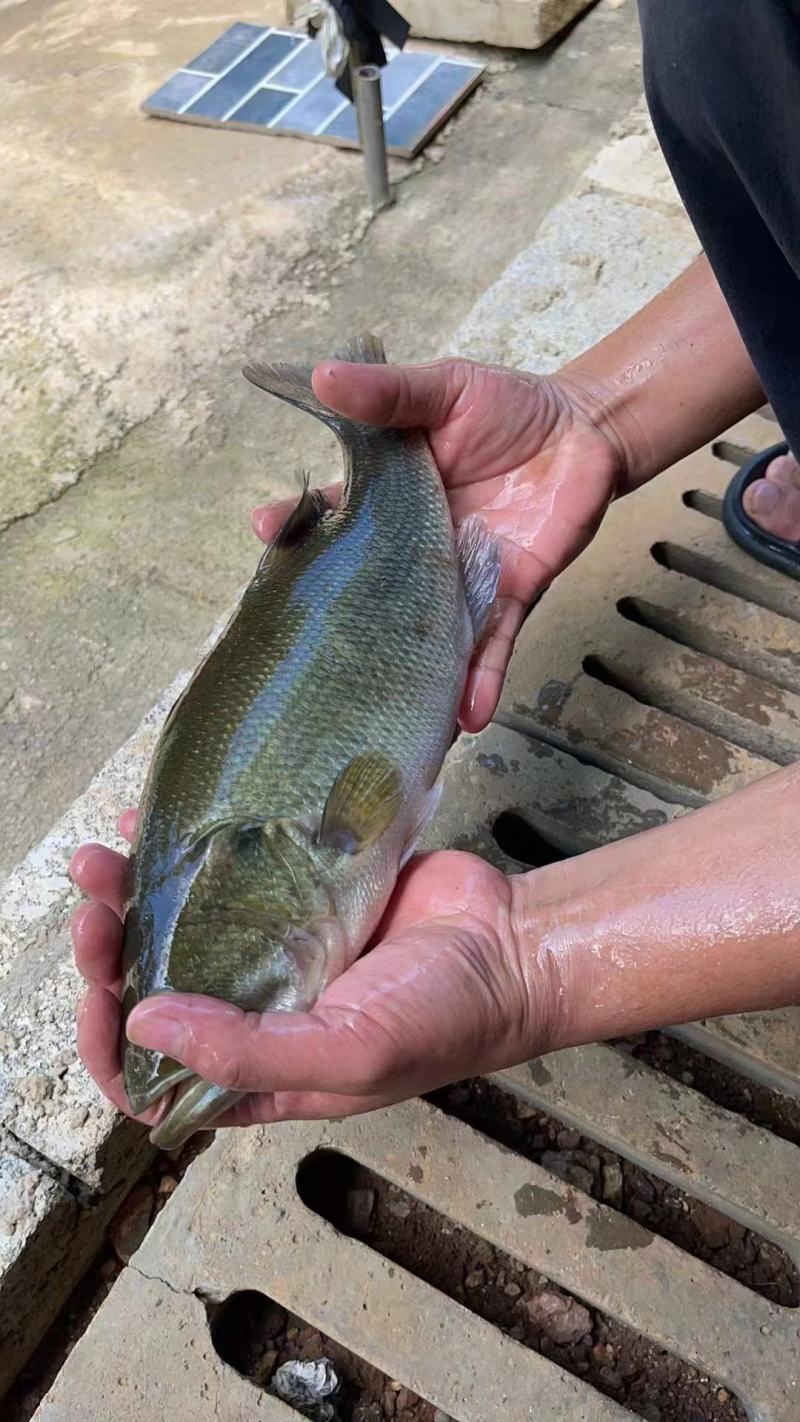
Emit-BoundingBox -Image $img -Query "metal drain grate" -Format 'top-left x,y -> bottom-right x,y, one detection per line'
31,422 -> 800,1421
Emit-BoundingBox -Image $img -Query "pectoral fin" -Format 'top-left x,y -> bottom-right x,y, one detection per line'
399,780 -> 444,869
319,752 -> 402,855
456,514 -> 502,643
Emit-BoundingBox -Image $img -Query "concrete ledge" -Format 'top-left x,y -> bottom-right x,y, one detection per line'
0,676 -> 189,1193
452,101 -> 697,369
0,1139 -> 133,1398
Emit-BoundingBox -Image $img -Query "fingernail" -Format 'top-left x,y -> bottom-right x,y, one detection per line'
126,1005 -> 186,1057
749,480 -> 780,513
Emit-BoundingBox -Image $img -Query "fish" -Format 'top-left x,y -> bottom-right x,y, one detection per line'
121,333 -> 500,1150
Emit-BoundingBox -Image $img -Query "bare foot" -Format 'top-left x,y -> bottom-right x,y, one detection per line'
742,451 -> 800,542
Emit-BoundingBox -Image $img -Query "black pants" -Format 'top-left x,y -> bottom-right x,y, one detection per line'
639,0 -> 800,455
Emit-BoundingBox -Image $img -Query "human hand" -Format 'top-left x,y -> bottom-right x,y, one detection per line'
252,356 -> 628,732
71,819 -> 557,1129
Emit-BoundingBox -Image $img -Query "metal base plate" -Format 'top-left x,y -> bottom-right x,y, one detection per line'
141,25 -> 484,159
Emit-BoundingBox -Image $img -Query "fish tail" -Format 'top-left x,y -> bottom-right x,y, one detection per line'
242,332 -> 387,431
148,1074 -> 244,1150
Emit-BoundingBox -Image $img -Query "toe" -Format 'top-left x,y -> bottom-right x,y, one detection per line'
743,476 -> 800,542
763,452 -> 800,489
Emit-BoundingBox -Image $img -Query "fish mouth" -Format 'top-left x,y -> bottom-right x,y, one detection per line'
148,1076 -> 244,1150
123,1042 -> 194,1116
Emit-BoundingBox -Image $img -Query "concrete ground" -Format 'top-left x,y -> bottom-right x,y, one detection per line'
0,0 -> 646,879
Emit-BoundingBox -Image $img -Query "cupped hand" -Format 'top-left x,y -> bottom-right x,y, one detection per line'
252,356 -> 627,731
71,819 -> 556,1130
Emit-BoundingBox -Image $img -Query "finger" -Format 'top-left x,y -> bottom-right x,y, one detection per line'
251,483 -> 342,544
311,358 -> 469,430
118,809 -> 138,844
126,984 -> 413,1099
72,900 -> 124,993
76,985 -> 162,1125
214,1086 -> 403,1128
69,844 -> 129,917
458,595 -> 527,734
126,992 -> 362,1095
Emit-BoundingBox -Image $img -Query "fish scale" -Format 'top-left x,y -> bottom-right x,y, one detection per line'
121,334 -> 500,1149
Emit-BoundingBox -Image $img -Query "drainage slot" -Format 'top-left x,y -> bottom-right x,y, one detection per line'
617,596 -> 800,696
682,489 -> 723,521
651,542 -> 800,622
582,652 -> 789,766
626,1031 -> 800,1148
492,811 -> 570,867
497,710 -> 703,810
207,1289 -> 437,1419
429,1077 -> 799,1308
297,1150 -> 746,1421
712,439 -> 757,468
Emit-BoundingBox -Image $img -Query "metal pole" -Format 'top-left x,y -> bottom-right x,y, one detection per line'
352,62 -> 393,212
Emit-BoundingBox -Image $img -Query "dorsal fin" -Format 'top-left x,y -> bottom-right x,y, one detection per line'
333,332 -> 387,365
272,476 -> 331,551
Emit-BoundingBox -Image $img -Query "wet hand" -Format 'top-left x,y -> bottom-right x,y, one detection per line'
253,357 -> 627,731
71,821 -> 553,1130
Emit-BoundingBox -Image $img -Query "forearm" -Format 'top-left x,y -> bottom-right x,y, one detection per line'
558,254 -> 765,490
513,765 -> 800,1050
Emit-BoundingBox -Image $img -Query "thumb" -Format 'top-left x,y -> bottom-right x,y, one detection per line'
311,357 -> 471,429
126,991 -> 396,1098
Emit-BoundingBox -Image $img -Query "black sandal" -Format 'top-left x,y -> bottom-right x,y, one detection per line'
722,441 -> 800,580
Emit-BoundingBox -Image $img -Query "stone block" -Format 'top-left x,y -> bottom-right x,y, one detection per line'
31,1267 -> 298,1421
286,0 -> 595,48
583,129 -> 683,211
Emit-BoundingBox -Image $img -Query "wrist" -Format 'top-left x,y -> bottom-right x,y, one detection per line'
551,363 -> 653,496
506,856 -> 597,1057
553,255 -> 766,492
506,767 -> 800,1062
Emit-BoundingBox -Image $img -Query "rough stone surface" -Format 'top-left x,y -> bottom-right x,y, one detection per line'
0,1148 -> 73,1397
452,187 -> 698,372
450,96 -> 698,371
0,672 -> 188,1189
0,1138 -> 133,1399
31,1268 -> 298,1420
584,128 -> 683,211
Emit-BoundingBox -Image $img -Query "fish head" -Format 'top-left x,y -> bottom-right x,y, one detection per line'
122,814 -> 351,1113
164,815 -> 350,1006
